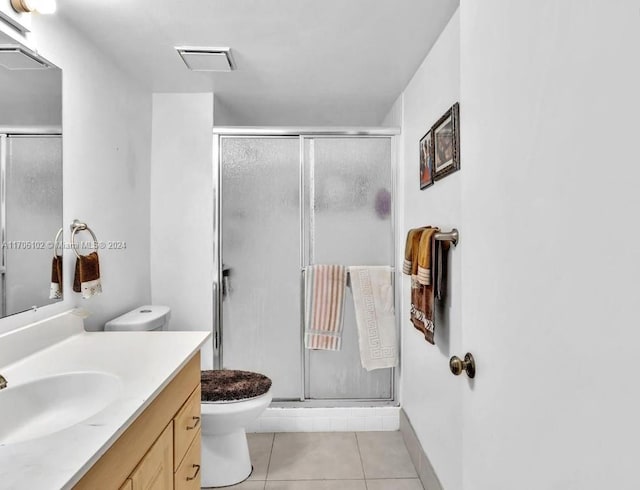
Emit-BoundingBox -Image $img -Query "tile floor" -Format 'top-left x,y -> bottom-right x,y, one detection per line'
215,431 -> 423,490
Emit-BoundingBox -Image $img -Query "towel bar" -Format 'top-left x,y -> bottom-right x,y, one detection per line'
434,228 -> 459,246
70,219 -> 98,259
301,267 -> 396,277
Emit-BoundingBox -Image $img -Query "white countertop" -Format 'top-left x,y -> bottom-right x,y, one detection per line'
0,310 -> 210,490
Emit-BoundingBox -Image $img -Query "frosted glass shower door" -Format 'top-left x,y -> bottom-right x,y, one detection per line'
5,135 -> 63,316
303,137 -> 394,399
220,137 -> 302,400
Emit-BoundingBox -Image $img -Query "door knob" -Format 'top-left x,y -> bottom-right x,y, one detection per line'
449,353 -> 475,378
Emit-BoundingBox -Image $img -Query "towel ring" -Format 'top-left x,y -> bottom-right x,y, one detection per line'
70,220 -> 98,259
52,227 -> 63,258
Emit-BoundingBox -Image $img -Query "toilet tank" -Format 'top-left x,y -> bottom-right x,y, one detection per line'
104,305 -> 171,332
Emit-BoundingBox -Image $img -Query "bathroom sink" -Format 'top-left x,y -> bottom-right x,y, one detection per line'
0,371 -> 122,445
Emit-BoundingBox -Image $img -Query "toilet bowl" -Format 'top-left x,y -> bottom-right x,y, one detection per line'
200,370 -> 272,488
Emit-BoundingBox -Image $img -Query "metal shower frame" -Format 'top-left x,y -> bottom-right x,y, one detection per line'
212,127 -> 400,407
0,127 -> 62,318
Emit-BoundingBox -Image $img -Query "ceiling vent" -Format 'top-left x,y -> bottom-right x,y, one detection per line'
0,45 -> 49,70
175,47 -> 235,72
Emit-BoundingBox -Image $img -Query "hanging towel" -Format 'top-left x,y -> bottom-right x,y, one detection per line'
402,227 -> 429,275
49,255 -> 63,299
349,266 -> 398,371
435,239 -> 451,301
304,265 -> 347,350
402,227 -> 428,337
417,227 -> 440,286
73,251 -> 102,299
410,228 -> 439,344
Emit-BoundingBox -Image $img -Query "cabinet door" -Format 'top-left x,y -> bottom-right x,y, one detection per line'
130,424 -> 173,490
119,480 -> 133,490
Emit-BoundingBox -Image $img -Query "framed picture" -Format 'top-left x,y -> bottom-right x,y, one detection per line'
433,102 -> 460,181
419,130 -> 434,189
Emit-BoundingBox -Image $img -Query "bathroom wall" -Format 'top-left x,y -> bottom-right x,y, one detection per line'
395,2 -> 640,488
150,93 -> 214,370
459,1 -> 640,488
213,94 -> 238,127
384,10 -> 462,490
0,15 -> 152,334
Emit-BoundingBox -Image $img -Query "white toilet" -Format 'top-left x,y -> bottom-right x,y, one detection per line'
200,370 -> 272,488
104,305 -> 171,332
104,306 -> 270,488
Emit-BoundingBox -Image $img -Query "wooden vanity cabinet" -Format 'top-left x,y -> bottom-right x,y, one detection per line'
74,353 -> 202,490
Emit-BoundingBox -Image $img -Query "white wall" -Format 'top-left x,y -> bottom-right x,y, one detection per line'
0,14 -> 152,334
394,2 -> 640,488
150,93 -> 214,370
213,94 -> 238,127
459,1 -> 640,489
385,10 -> 462,490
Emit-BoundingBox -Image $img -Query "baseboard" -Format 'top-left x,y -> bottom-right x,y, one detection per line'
247,406 -> 400,433
399,408 -> 444,490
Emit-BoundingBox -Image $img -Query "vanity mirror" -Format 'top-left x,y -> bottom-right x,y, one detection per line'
0,31 -> 62,317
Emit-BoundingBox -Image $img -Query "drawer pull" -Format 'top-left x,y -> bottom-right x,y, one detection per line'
186,416 -> 200,430
186,464 -> 200,481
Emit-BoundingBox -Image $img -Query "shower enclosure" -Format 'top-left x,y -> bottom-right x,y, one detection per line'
213,128 -> 398,405
0,131 -> 63,317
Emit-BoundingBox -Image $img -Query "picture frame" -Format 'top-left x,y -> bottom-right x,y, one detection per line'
419,129 -> 434,189
433,102 -> 460,181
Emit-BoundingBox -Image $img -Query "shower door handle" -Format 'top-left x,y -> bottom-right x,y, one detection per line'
222,265 -> 231,299
212,281 -> 221,352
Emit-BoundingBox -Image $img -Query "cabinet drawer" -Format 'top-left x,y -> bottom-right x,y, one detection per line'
174,431 -> 201,490
173,386 -> 201,470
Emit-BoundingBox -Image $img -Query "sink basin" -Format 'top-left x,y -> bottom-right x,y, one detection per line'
0,371 -> 122,445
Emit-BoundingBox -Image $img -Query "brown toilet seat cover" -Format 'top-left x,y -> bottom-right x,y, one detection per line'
201,370 -> 272,402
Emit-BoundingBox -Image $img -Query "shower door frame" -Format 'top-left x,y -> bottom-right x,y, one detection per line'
0,127 -> 62,317
213,127 -> 400,407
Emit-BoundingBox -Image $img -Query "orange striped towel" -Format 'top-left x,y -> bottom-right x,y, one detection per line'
304,265 -> 348,350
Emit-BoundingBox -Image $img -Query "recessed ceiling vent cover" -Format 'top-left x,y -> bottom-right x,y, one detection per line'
0,45 -> 49,70
176,46 -> 235,72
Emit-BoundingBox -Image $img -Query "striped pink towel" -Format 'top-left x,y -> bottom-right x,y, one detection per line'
304,265 -> 348,350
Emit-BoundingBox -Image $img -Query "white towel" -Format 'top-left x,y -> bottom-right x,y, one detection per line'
348,266 -> 398,371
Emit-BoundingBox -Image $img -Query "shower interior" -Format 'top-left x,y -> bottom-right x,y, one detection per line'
213,129 -> 397,406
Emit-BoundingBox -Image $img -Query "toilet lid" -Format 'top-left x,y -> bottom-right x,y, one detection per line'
201,370 -> 272,402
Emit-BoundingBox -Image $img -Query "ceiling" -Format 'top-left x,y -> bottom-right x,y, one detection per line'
58,0 -> 458,126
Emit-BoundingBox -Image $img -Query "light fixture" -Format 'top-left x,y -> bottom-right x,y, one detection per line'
10,0 -> 57,14
176,47 -> 236,72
